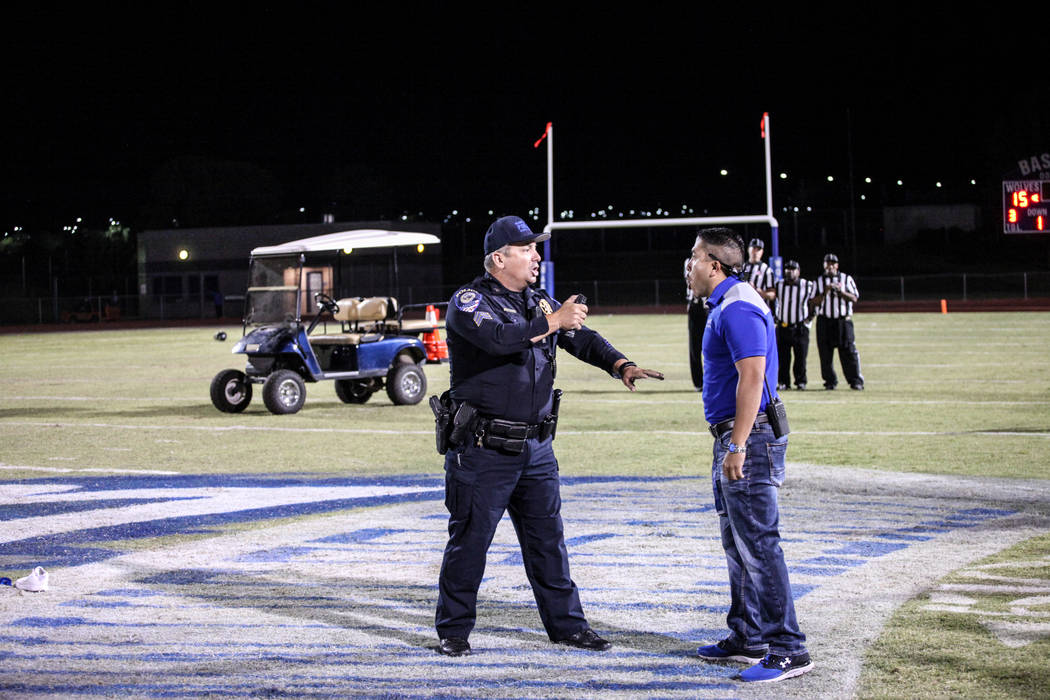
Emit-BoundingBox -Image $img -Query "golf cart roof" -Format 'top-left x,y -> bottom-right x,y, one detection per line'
251,229 -> 441,257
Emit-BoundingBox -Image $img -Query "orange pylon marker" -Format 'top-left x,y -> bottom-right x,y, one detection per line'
940,299 -> 948,314
422,304 -> 449,362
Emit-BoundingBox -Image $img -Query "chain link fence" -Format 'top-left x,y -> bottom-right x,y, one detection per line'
2,271 -> 1049,325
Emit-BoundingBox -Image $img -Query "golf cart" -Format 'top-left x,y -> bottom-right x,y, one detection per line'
210,229 -> 446,415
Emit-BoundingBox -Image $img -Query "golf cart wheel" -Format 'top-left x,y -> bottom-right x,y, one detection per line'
335,379 -> 374,404
386,363 -> 426,405
210,369 -> 252,413
262,370 -> 307,414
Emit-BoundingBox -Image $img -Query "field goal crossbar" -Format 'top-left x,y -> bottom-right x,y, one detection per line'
536,115 -> 781,298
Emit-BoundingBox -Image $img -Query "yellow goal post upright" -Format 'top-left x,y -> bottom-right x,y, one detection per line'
536,113 -> 781,298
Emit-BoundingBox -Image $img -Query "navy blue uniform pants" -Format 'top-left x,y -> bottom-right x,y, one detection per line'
435,436 -> 587,641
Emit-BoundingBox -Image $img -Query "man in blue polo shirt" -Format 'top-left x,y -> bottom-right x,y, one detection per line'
685,227 -> 812,683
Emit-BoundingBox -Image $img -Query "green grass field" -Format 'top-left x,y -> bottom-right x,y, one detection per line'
1,312 -> 1048,480
1,311 -> 1049,697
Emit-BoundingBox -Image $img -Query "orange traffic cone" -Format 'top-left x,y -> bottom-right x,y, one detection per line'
422,305 -> 449,362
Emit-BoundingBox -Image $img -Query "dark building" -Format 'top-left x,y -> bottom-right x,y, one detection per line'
138,221 -> 443,320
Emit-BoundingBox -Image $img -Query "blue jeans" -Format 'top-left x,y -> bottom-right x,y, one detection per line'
711,424 -> 807,655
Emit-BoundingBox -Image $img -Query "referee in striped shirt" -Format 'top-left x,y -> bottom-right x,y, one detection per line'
810,253 -> 865,390
773,260 -> 814,390
742,238 -> 776,308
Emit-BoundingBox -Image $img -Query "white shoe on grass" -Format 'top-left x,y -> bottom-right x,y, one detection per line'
14,566 -> 49,592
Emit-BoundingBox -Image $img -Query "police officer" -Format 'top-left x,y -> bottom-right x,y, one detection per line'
773,260 -> 815,390
435,215 -> 664,657
811,253 -> 864,390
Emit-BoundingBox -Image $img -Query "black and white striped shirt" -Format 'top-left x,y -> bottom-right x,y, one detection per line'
813,272 -> 860,318
774,279 -> 815,325
742,261 -> 774,292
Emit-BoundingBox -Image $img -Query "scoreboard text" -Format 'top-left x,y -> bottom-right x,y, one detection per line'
1003,180 -> 1047,234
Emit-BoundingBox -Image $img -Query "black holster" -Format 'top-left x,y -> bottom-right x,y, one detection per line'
429,392 -> 453,454
449,400 -> 479,448
540,388 -> 562,441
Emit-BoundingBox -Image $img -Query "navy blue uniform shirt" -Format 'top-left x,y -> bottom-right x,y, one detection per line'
446,274 -> 626,424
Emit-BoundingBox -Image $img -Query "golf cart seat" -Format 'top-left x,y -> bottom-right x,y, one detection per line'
308,332 -> 382,346
333,296 -> 395,323
332,296 -> 437,334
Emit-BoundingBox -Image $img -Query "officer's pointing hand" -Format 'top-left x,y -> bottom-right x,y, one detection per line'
619,363 -> 665,391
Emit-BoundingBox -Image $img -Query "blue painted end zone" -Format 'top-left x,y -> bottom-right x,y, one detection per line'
0,473 -> 1024,698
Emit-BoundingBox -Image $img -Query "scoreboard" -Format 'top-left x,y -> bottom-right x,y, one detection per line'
1003,180 -> 1048,233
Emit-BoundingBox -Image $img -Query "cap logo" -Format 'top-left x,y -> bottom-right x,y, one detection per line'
514,219 -> 531,234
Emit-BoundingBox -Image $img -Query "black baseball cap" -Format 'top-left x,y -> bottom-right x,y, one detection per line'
484,216 -> 551,255
749,238 -> 764,248
824,253 -> 839,263
785,259 -> 800,269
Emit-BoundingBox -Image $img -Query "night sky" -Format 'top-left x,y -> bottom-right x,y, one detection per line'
3,7 -> 1040,230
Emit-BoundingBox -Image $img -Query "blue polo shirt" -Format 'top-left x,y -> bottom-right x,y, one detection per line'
701,277 -> 780,424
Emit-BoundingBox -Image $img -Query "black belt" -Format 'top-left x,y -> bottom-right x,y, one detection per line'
478,417 -> 542,439
709,412 -> 769,439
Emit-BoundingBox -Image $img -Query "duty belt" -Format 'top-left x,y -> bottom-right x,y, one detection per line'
709,412 -> 770,439
477,417 -> 543,439
477,416 -> 551,455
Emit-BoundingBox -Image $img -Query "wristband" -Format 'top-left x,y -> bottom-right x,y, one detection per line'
727,442 -> 747,455
614,361 -> 637,379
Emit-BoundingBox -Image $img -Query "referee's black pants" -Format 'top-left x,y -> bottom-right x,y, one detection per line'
776,322 -> 809,387
687,300 -> 707,390
816,316 -> 864,389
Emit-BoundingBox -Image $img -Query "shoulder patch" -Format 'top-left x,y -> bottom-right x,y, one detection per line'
454,288 -> 481,313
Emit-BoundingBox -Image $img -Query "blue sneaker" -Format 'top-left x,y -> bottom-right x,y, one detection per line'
696,638 -> 766,664
738,652 -> 813,682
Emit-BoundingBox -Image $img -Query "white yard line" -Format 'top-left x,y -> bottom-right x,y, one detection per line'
1,421 -> 1048,438
0,484 -> 438,544
6,395 -> 1050,406
0,465 -> 181,475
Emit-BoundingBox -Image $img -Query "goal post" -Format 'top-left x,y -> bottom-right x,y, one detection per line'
536,116 -> 781,298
